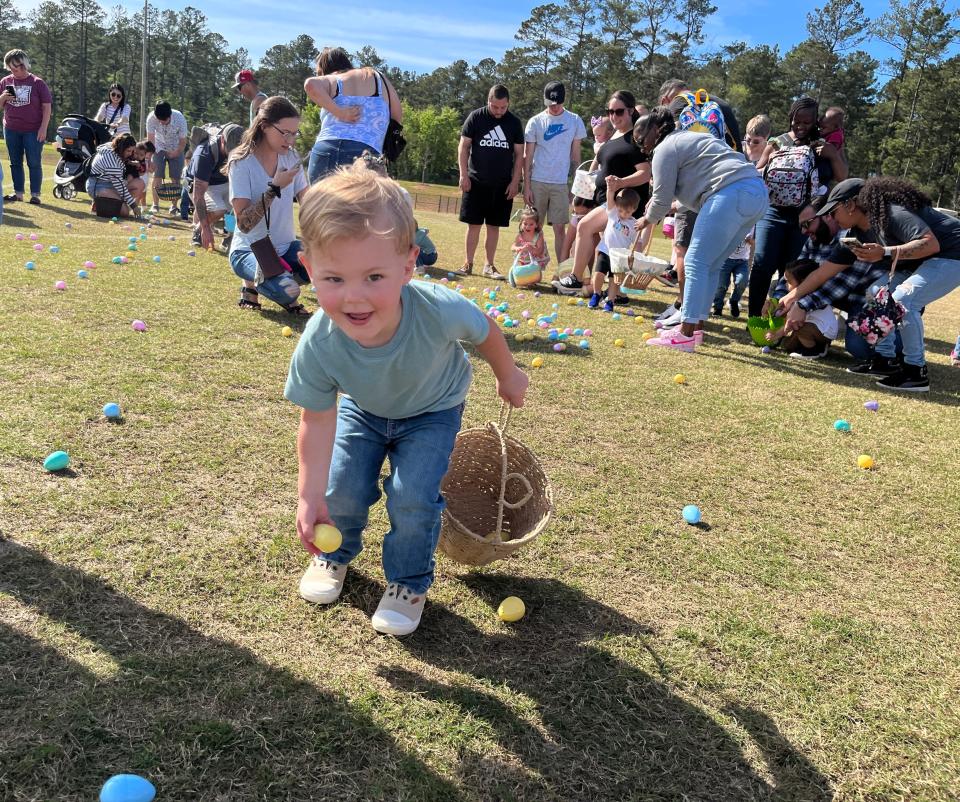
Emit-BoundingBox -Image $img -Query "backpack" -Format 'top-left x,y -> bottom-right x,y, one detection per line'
763,138 -> 820,208
675,89 -> 734,148
189,124 -> 225,164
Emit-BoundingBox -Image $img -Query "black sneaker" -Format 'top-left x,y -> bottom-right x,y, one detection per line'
658,268 -> 679,288
191,225 -> 203,246
876,364 -> 929,393
730,300 -> 740,318
712,305 -> 723,316
553,274 -> 583,295
788,342 -> 829,360
847,355 -> 901,376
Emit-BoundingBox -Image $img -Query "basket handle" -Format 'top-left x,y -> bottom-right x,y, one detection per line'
502,472 -> 534,509
497,401 -> 514,434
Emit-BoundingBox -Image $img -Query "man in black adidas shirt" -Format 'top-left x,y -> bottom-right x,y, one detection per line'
457,84 -> 525,278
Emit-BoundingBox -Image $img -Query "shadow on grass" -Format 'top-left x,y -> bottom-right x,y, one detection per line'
0,540 -> 463,801
379,573 -> 833,801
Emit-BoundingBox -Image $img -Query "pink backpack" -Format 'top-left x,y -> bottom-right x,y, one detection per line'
763,143 -> 820,208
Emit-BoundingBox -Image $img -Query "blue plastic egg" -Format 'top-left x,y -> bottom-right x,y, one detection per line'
50,245 -> 61,254
834,419 -> 851,432
43,451 -> 70,472
577,299 -> 585,306
578,339 -> 590,349
498,303 -> 508,312
558,332 -> 568,341
612,313 -> 621,321
152,256 -> 161,263
112,256 -> 122,264
103,403 -> 122,419
139,233 -> 147,240
99,774 -> 156,802
129,236 -> 137,243
551,303 -> 559,309
548,331 -> 559,341
682,505 -> 702,525
574,328 -> 584,336
78,269 -> 88,278
25,261 -> 35,270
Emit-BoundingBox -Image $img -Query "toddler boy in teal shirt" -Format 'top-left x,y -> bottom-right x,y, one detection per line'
285,161 -> 528,636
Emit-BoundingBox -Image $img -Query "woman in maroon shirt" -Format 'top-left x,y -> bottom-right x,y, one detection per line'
0,49 -> 52,205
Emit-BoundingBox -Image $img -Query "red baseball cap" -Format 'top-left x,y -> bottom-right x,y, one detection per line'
233,69 -> 255,90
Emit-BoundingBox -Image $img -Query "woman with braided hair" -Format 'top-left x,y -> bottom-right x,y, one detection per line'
631,106 -> 768,351
749,97 -> 848,318
813,176 -> 960,391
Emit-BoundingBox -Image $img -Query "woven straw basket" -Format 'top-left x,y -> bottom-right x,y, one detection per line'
439,406 -> 553,567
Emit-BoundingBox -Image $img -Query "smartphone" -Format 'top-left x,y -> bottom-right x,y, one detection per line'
840,236 -> 863,248
4,86 -> 15,97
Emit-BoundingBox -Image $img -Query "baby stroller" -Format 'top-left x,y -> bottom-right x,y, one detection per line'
52,114 -> 112,200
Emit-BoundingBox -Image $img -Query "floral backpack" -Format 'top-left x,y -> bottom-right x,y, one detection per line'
763,134 -> 821,208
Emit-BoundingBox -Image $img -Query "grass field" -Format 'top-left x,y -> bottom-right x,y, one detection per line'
1,164 -> 959,802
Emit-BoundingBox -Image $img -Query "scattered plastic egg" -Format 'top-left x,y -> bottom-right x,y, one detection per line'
49,245 -> 60,254
834,419 -> 851,432
578,339 -> 590,349
674,374 -> 687,385
102,402 -> 121,419
153,256 -> 161,263
614,338 -> 625,347
99,774 -> 156,802
682,504 -> 702,524
281,326 -> 293,337
29,233 -> 38,241
531,357 -> 544,368
55,281 -> 66,290
761,345 -> 771,354
857,454 -> 875,470
583,329 -> 593,337
864,400 -> 879,412
15,232 -> 24,240
131,320 -> 147,332
498,596 -> 525,622
33,243 -> 43,251
43,451 -> 70,472
84,260 -> 95,269
77,270 -> 88,278
611,313 -> 621,321
25,261 -> 35,270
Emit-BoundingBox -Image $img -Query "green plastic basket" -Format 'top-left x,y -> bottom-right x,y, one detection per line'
747,314 -> 785,346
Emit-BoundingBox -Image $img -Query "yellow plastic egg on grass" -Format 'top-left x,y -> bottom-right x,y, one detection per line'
313,523 -> 343,552
641,332 -> 652,341
498,596 -> 526,622
614,338 -> 625,347
674,373 -> 687,385
857,454 -> 875,470
531,357 -> 544,368
566,297 -> 578,306
281,326 -> 293,337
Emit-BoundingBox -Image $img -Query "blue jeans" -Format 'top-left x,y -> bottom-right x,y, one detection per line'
308,138 -> 378,184
713,257 -> 749,310
0,161 -> 4,223
749,205 -> 806,317
681,178 -> 768,324
4,128 -> 44,196
322,396 -> 465,594
229,241 -> 309,308
871,258 -> 960,367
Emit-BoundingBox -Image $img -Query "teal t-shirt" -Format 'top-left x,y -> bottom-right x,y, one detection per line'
285,281 -> 491,419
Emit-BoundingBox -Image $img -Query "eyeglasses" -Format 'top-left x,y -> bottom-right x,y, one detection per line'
270,124 -> 300,141
606,107 -> 626,117
799,218 -> 817,232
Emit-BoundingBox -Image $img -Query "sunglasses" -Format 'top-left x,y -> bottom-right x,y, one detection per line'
606,107 -> 627,116
110,92 -> 122,98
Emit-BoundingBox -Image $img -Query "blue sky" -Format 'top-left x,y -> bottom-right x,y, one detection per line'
24,0 -> 954,75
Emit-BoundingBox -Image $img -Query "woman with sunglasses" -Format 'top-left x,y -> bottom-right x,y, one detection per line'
554,90 -> 649,297
304,46 -> 402,184
94,83 -> 131,136
226,96 -> 311,316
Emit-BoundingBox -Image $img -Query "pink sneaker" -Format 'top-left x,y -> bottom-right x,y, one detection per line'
660,326 -> 704,344
646,330 -> 696,352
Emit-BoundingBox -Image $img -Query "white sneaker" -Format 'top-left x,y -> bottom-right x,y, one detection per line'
148,204 -> 159,214
371,582 -> 426,636
298,558 -> 347,604
655,302 -> 680,322
654,308 -> 682,329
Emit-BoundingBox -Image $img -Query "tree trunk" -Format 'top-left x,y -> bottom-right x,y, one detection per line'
900,63 -> 926,178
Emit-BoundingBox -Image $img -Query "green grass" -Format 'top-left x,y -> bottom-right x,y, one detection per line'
1,178 -> 959,802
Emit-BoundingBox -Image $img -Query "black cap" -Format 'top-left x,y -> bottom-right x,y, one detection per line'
817,177 -> 865,217
544,81 -> 565,106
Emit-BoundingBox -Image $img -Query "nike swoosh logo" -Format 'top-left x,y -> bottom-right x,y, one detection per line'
543,125 -> 566,141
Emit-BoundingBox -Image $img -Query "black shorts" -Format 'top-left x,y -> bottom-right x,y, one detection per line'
674,208 -> 698,249
595,250 -> 612,276
459,182 -> 513,227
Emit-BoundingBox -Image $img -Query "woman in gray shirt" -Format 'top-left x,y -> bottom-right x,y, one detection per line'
634,107 -> 768,352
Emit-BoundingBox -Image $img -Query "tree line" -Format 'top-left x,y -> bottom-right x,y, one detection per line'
0,0 -> 957,205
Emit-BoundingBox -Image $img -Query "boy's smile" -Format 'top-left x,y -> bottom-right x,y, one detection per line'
303,233 -> 417,348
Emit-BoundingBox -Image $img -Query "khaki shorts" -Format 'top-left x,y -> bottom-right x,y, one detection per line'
204,183 -> 230,214
531,180 -> 570,226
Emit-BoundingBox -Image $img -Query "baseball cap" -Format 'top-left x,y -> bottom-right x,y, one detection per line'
233,69 -> 255,90
816,177 -> 865,217
221,123 -> 244,153
543,81 -> 565,107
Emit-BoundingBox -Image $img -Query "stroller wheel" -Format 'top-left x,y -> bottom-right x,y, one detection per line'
52,185 -> 63,199
62,184 -> 76,200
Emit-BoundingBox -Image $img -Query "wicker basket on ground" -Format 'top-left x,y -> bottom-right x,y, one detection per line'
439,406 -> 552,567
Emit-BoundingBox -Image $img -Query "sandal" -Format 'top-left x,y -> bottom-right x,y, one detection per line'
238,287 -> 261,310
282,302 -> 311,317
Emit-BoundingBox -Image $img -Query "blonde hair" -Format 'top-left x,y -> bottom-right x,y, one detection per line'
300,160 -> 415,255
746,114 -> 772,139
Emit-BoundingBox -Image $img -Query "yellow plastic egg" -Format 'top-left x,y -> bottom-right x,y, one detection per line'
566,297 -> 578,306
674,373 -> 687,385
312,523 -> 343,552
531,357 -> 544,368
857,454 -> 875,470
614,338 -> 625,347
527,319 -> 536,328
641,332 -> 652,341
281,326 -> 293,337
497,596 -> 526,622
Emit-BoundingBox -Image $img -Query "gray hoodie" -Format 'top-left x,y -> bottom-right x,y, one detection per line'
645,130 -> 762,223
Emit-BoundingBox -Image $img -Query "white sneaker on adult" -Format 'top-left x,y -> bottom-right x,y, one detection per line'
371,582 -> 426,636
655,302 -> 680,322
298,558 -> 347,604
